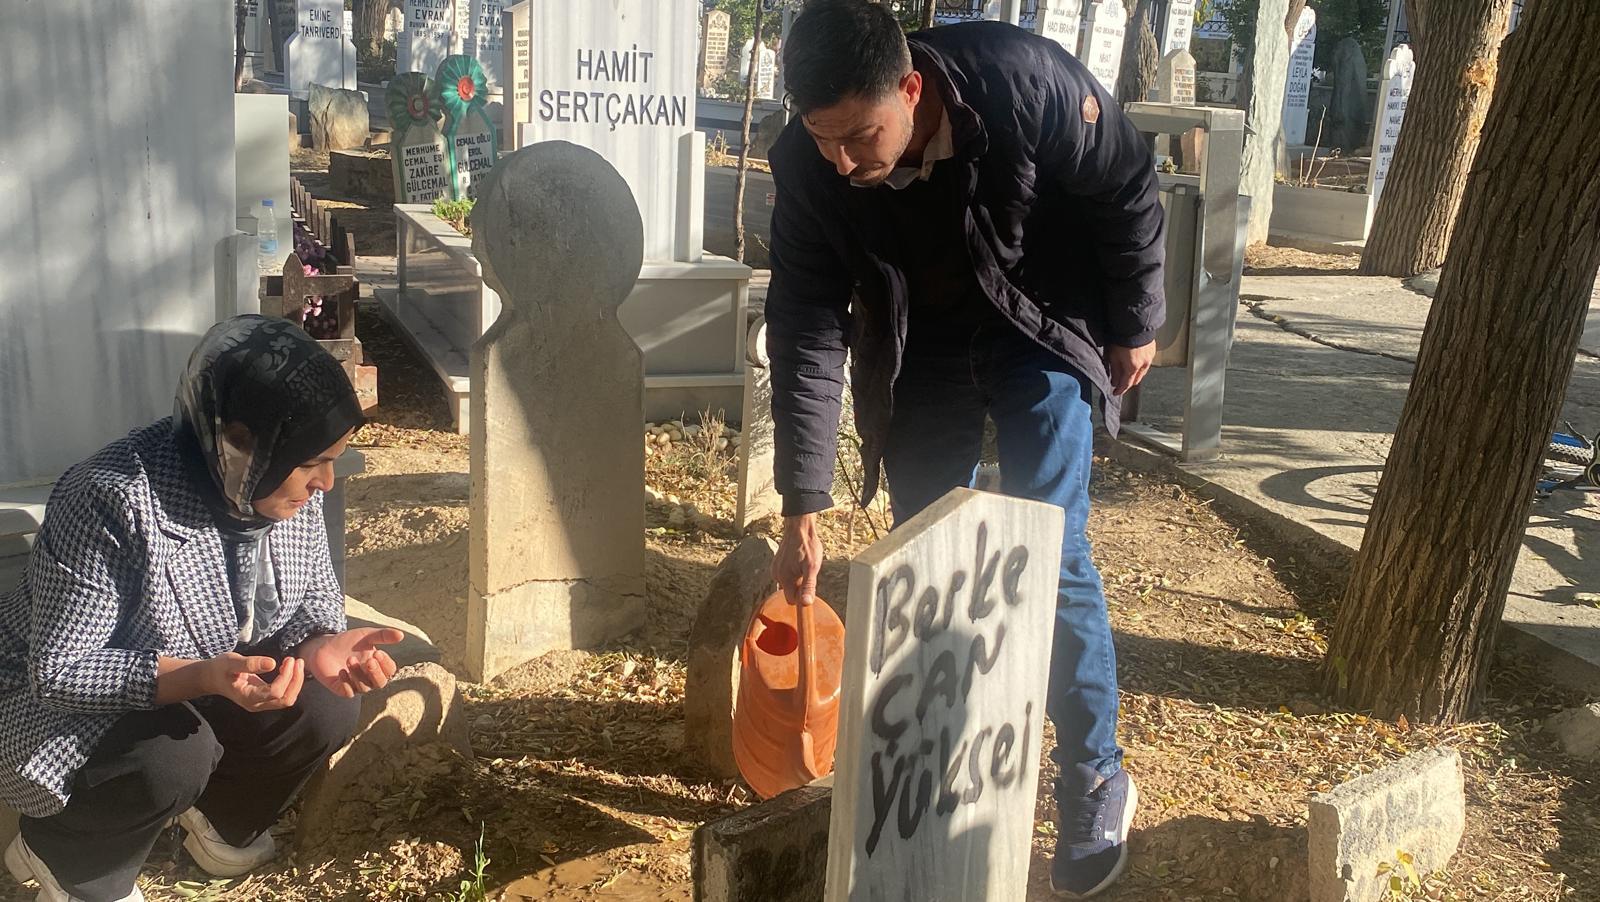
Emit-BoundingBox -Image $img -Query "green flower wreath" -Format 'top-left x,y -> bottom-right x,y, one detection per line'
435,54 -> 489,127
385,72 -> 441,130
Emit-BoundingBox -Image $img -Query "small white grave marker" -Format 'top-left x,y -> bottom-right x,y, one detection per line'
824,488 -> 1065,901
285,0 -> 358,97
1033,0 -> 1083,56
1084,0 -> 1128,96
1154,49 -> 1196,105
1282,7 -> 1318,145
1367,43 -> 1415,215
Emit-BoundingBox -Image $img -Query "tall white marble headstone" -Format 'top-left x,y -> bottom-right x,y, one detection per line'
399,0 -> 455,77
1161,0 -> 1195,54
1366,44 -> 1415,216
241,0 -> 276,76
702,9 -> 732,84
1282,7 -> 1317,146
515,0 -> 699,262
823,489 -> 1065,902
502,2 -> 533,148
453,0 -> 473,54
1034,0 -> 1083,56
284,0 -> 357,97
468,0 -> 504,88
1083,0 -> 1128,95
755,45 -> 777,101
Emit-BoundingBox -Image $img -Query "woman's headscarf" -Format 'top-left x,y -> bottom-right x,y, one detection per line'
173,315 -> 364,529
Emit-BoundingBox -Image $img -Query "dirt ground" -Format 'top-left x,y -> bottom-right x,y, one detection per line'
26,300 -> 1580,902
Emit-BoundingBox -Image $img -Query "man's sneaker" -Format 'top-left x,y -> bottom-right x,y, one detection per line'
1050,763 -> 1138,899
4,833 -> 144,901
176,808 -> 276,877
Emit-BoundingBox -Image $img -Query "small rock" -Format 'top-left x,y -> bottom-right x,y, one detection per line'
668,507 -> 687,527
473,713 -> 495,733
646,486 -> 665,504
1545,703 -> 1600,759
666,494 -> 681,505
685,424 -> 702,438
715,437 -> 730,451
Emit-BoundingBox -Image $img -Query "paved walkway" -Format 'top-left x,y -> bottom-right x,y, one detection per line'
1130,273 -> 1600,690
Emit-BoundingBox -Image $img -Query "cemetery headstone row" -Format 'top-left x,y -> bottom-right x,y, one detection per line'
399,0 -> 504,89
387,56 -> 499,203
1282,7 -> 1317,146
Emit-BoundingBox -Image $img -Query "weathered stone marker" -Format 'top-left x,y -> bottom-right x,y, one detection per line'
824,488 -> 1065,900
1308,748 -> 1465,902
1083,0 -> 1128,96
1153,49 -> 1196,105
307,82 -> 369,151
736,316 -> 780,529
466,141 -> 647,682
695,781 -> 832,902
387,73 -> 451,203
1282,7 -> 1318,146
685,536 -> 779,777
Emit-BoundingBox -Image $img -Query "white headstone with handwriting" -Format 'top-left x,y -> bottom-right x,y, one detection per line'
824,489 -> 1065,902
1083,0 -> 1128,96
1034,0 -> 1083,55
1282,7 -> 1317,145
1367,43 -> 1415,211
514,0 -> 698,262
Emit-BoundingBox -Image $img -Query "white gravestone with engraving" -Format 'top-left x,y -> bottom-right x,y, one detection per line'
284,0 -> 357,97
399,0 -> 455,77
824,489 -> 1065,902
756,45 -> 777,102
1161,0 -> 1195,54
516,0 -> 699,261
1282,7 -> 1317,145
468,0 -> 504,88
501,3 -> 533,149
1083,0 -> 1128,96
453,0 -> 473,54
388,73 -> 452,203
1034,0 -> 1083,56
1366,43 -> 1415,222
241,0 -> 276,76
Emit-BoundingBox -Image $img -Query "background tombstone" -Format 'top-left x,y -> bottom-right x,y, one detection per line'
1083,0 -> 1128,95
1033,0 -> 1083,56
823,489 -> 1065,901
241,0 -> 277,77
387,73 -> 451,203
501,2 -> 532,150
1365,44 -> 1416,228
284,0 -> 357,97
1327,36 -> 1369,153
452,0 -> 472,54
1160,0 -> 1195,54
466,140 -> 648,683
702,9 -> 732,89
1282,7 -> 1317,146
436,55 -> 498,199
755,44 -> 777,102
398,0 -> 454,78
467,0 -> 504,89
1153,48 -> 1196,104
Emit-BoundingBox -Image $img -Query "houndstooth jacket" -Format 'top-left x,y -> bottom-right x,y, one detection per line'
0,420 -> 347,817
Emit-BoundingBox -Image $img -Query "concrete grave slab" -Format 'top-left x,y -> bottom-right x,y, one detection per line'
695,780 -> 832,902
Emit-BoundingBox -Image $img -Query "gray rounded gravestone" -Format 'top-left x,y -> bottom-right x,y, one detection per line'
464,141 -> 649,683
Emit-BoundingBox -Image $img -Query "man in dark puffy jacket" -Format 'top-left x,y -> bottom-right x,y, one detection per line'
765,1 -> 1164,896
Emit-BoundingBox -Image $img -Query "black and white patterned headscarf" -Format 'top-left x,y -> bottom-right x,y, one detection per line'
173,315 -> 364,529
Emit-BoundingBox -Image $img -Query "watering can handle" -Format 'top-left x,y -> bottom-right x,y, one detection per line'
792,596 -> 827,780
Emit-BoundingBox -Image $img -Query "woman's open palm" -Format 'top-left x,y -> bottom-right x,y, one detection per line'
299,627 -> 402,698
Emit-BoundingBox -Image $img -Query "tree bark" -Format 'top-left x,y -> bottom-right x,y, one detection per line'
355,0 -> 392,59
922,0 -> 937,30
1239,0 -> 1289,244
1116,0 -> 1158,104
734,3 -> 766,263
1359,0 -> 1512,277
1324,0 -> 1600,723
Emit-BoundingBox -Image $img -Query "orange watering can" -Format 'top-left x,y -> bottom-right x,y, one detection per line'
732,590 -> 845,799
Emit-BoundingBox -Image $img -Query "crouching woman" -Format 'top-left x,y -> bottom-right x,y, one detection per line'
0,316 -> 400,902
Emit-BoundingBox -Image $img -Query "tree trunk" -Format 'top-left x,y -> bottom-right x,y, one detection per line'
734,4 -> 766,264
1359,0 -> 1512,277
1324,0 -> 1600,723
1116,0 -> 1158,104
1237,0 -> 1308,133
922,0 -> 937,30
235,0 -> 249,90
355,0 -> 391,58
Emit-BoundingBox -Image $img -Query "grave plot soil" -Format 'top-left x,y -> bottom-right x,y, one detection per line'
292,147 -> 398,256
1244,243 -> 1361,276
38,278 -> 1594,901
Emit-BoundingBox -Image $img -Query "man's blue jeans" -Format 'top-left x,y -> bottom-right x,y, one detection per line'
880,323 -> 1123,779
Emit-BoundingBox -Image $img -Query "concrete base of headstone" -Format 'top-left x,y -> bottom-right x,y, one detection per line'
693,779 -> 832,902
1308,748 -> 1465,902
308,83 -> 371,151
684,536 -> 778,777
295,662 -> 472,851
467,577 -> 646,685
1545,703 -> 1600,760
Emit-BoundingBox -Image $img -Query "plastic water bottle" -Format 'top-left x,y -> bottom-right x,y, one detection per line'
258,199 -> 279,261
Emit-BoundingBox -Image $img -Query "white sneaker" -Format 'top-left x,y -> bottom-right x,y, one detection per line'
176,808 -> 276,878
4,833 -> 144,901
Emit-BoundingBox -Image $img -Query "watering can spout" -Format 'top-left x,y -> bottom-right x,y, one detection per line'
732,590 -> 845,799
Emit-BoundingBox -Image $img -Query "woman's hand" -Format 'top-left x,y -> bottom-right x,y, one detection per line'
203,653 -> 306,711
297,628 -> 402,698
